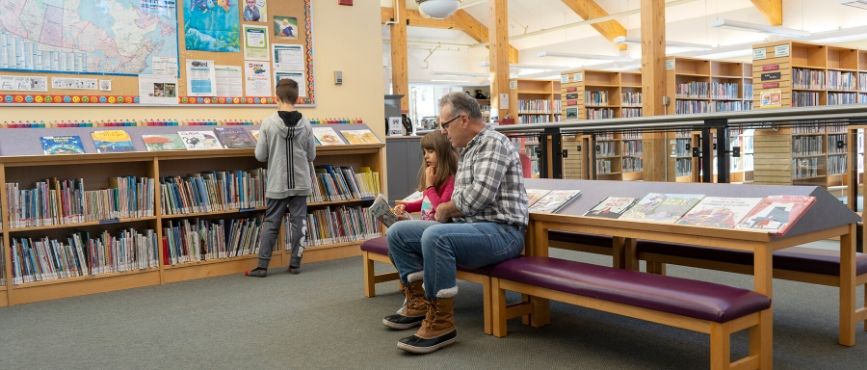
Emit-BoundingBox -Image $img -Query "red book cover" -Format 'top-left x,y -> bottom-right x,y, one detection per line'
736,195 -> 816,235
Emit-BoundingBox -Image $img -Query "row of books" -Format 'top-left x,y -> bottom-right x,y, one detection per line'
1,118 -> 365,129
675,100 -> 709,114
791,124 -> 846,134
827,71 -> 857,91
711,101 -> 748,112
286,205 -> 380,247
793,158 -> 821,179
595,141 -> 618,157
709,82 -> 739,99
518,99 -> 555,113
595,159 -> 617,175
828,154 -> 848,175
6,176 -> 155,228
793,68 -> 826,90
587,108 -> 614,120
828,92 -> 858,105
675,82 -> 709,99
40,126 -> 382,155
622,91 -> 642,106
622,108 -> 642,118
623,140 -> 643,156
793,91 -> 820,107
622,157 -> 643,173
160,169 -> 266,215
828,133 -> 848,154
311,165 -> 380,203
792,136 -> 823,156
10,229 -> 160,285
584,193 -> 816,235
518,115 -> 552,124
860,73 -> 867,92
675,158 -> 693,177
585,91 -> 609,106
671,137 -> 691,157
162,217 -> 262,265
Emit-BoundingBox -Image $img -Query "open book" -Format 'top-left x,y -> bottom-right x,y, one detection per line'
369,194 -> 400,227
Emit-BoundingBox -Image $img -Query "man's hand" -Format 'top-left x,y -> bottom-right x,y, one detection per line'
435,201 -> 461,223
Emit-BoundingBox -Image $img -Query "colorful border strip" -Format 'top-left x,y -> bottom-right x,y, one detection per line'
178,96 -> 276,105
303,0 -> 315,105
0,95 -> 140,104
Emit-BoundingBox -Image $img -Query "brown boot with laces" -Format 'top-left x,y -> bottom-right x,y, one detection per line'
382,280 -> 427,329
396,297 -> 457,354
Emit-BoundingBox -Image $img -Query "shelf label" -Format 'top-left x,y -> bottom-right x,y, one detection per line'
753,48 -> 767,60
566,99 -> 578,106
560,74 -> 569,83
565,87 -> 577,93
762,82 -> 780,89
761,72 -> 782,81
762,64 -> 780,71
99,218 -> 120,224
565,93 -> 578,100
665,59 -> 675,70
774,44 -> 790,58
509,80 -> 518,90
573,72 -> 583,82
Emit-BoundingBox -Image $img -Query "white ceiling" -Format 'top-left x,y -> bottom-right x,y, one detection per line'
381,0 -> 867,85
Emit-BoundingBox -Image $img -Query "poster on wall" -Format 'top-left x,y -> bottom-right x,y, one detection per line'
759,89 -> 781,108
186,59 -> 217,96
242,0 -> 268,22
0,75 -> 47,91
215,65 -> 243,97
244,61 -> 272,97
51,77 -> 98,90
243,25 -> 270,61
273,44 -> 304,72
184,0 -> 241,52
273,16 -> 299,39
275,71 -> 306,98
139,75 -> 179,105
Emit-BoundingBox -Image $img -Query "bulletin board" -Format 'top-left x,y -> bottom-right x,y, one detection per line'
0,0 -> 315,107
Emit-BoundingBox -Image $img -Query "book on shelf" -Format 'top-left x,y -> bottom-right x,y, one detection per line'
312,126 -> 347,145
340,129 -> 381,145
41,135 -> 85,155
528,189 -> 582,214
676,196 -> 763,229
177,130 -> 224,150
214,127 -> 256,148
619,193 -> 705,223
91,130 -> 135,153
368,193 -> 400,227
294,204 -> 381,247
584,196 -> 636,219
736,195 -> 816,235
142,134 -> 186,151
162,216 -> 262,265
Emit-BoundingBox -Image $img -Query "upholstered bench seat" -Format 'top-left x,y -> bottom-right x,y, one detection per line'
490,256 -> 771,322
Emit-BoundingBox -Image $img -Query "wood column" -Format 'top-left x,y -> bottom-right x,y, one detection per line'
640,0 -> 667,181
489,0 -> 512,123
390,0 -> 409,112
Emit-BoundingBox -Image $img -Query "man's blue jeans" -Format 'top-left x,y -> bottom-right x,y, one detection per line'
387,220 -> 525,299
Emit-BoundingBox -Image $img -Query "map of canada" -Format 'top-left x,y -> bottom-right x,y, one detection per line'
0,0 -> 179,76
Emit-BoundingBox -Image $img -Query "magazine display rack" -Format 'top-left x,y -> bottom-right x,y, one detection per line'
0,124 -> 385,306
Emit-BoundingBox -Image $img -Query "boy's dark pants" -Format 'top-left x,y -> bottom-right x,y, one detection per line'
257,196 -> 307,269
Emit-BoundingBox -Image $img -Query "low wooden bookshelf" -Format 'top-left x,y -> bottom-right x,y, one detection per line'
509,78 -> 561,124
0,135 -> 384,306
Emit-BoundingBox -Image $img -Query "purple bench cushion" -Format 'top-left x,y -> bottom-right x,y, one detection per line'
359,236 -> 493,275
549,231 -> 613,247
490,256 -> 771,323
636,241 -> 867,276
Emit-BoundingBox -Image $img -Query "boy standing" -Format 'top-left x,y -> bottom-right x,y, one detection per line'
247,79 -> 316,277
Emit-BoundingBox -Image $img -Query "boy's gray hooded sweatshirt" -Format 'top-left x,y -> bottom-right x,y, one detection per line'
255,111 -> 317,199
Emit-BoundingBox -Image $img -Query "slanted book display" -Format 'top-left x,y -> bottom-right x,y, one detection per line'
676,197 -> 763,228
528,189 -> 582,214
736,195 -> 816,235
584,196 -> 636,219
619,193 -> 704,223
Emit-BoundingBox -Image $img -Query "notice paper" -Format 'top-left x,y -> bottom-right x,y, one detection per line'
186,59 -> 216,96
139,74 -> 179,105
272,44 -> 304,72
215,65 -> 243,97
0,75 -> 47,92
244,61 -> 272,97
51,77 -> 98,90
243,25 -> 270,61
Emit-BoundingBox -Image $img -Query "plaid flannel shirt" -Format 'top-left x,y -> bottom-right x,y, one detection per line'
451,127 -> 529,228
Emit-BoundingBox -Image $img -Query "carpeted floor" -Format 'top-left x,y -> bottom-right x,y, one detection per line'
0,244 -> 864,369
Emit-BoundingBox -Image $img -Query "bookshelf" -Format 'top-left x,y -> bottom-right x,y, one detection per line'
0,126 -> 384,306
752,124 -> 848,187
559,70 -> 644,181
510,78 -> 561,124
665,57 -> 753,115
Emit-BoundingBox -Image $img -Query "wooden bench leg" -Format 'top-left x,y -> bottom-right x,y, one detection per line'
749,310 -> 773,370
481,276 -> 492,335
492,278 -> 508,337
363,251 -> 376,298
646,261 -> 666,275
530,297 -> 551,328
709,323 -> 731,370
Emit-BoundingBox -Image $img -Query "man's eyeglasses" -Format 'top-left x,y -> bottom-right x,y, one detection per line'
439,115 -> 462,131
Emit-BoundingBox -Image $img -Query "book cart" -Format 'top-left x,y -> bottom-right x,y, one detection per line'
0,123 -> 384,306
523,178 -> 861,353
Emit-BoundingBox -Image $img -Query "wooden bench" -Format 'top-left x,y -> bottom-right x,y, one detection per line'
360,236 -> 495,335
490,256 -> 773,370
636,241 -> 867,335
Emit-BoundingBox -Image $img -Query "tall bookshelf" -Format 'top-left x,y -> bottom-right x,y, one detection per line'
508,78 -> 561,178
559,70 -> 644,181
749,40 -> 866,186
0,126 -> 385,306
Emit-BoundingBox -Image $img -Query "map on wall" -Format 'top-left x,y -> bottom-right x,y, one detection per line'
0,0 -> 179,76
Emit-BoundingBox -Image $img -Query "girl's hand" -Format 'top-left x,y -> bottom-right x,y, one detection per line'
393,203 -> 406,215
424,166 -> 435,188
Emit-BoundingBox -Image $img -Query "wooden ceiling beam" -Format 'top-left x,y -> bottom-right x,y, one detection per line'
560,0 -> 627,51
750,0 -> 782,26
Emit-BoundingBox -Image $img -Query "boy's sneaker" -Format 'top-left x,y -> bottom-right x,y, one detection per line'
245,267 -> 268,278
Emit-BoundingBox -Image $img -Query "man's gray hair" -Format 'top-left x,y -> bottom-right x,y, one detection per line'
439,92 -> 482,120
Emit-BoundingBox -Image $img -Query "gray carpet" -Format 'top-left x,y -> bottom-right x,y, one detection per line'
0,245 -> 865,369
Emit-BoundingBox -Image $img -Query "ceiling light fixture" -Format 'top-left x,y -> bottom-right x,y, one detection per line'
710,18 -> 810,39
613,36 -> 714,50
537,51 -> 634,62
417,0 -> 461,19
839,0 -> 867,10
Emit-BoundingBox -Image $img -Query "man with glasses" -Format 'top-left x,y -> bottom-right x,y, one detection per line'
383,92 -> 528,354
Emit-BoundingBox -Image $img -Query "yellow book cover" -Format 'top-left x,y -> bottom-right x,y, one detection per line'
340,129 -> 381,145
91,130 -> 134,153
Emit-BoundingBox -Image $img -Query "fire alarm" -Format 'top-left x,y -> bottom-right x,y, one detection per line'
339,0 -> 352,5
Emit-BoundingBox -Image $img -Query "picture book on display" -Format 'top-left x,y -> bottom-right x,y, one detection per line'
91,130 -> 135,153
312,127 -> 346,145
341,129 -> 381,145
177,131 -> 224,150
584,196 -> 636,219
142,134 -> 186,151
736,195 -> 816,235
529,190 -> 582,214
619,193 -> 705,223
369,193 -> 400,227
41,136 -> 85,155
214,127 -> 256,148
676,196 -> 763,229
526,189 -> 551,208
